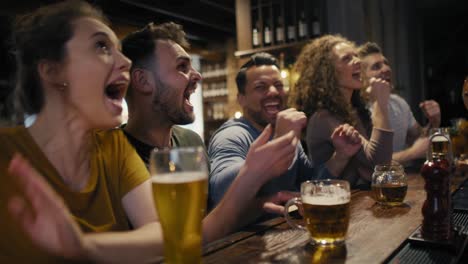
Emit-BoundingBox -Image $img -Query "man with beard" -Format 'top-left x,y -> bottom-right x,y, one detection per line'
208,52 -> 362,223
121,23 -> 307,233
121,22 -> 206,167
358,42 -> 441,165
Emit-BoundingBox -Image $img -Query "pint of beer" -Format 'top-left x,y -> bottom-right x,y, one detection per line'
284,180 -> 350,245
150,147 -> 208,264
431,135 -> 450,157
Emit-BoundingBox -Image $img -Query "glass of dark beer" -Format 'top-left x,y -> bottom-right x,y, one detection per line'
371,162 -> 407,206
284,180 -> 351,245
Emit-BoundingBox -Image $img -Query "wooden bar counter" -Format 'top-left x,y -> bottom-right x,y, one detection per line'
203,173 -> 467,263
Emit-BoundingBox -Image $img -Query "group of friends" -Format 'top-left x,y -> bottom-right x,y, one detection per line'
0,0 -> 445,262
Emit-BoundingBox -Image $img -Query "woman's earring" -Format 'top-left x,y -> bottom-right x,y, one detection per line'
60,82 -> 68,91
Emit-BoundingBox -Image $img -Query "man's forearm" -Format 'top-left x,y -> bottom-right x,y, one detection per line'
392,150 -> 414,164
407,124 -> 425,146
393,139 -> 428,164
203,166 -> 263,243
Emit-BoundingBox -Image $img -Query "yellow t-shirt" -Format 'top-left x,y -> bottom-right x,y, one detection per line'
0,126 -> 150,263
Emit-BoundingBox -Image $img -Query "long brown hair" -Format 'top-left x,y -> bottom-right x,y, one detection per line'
289,35 -> 370,129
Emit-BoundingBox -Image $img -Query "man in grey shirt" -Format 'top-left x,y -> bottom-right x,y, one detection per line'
359,42 -> 441,165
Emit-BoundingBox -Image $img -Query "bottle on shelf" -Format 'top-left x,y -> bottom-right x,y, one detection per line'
285,1 -> 296,43
263,17 -> 272,46
213,103 -> 218,120
252,19 -> 260,48
275,15 -> 285,45
212,83 -> 218,97
209,83 -> 216,97
205,64 -> 212,78
252,5 -> 262,48
298,11 -> 308,40
311,8 -> 321,37
206,104 -> 213,120
222,81 -> 228,96
287,21 -> 296,42
213,63 -> 221,77
211,103 -> 226,120
273,2 -> 284,45
202,83 -> 209,98
263,25 -> 272,46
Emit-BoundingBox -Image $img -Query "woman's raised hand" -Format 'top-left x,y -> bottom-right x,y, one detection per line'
8,154 -> 86,260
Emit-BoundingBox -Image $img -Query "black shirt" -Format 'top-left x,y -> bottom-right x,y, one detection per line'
122,125 -> 208,169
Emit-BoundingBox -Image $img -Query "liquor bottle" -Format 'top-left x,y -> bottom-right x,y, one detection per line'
311,8 -> 321,37
287,21 -> 296,42
285,0 -> 296,43
252,19 -> 260,48
298,11 -> 308,40
275,15 -> 285,44
420,133 -> 453,241
264,19 -> 272,46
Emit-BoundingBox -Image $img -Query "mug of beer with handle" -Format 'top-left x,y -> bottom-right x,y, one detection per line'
284,180 -> 351,246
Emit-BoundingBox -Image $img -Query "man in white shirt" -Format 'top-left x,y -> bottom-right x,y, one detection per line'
359,42 -> 441,164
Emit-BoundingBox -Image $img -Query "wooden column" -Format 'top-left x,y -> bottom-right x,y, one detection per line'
236,0 -> 252,51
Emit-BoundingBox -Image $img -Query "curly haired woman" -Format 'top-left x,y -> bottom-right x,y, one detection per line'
289,35 -> 393,188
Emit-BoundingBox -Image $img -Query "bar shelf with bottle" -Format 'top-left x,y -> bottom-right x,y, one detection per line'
201,60 -> 228,101
236,0 -> 324,58
201,60 -> 228,115
234,40 -> 310,57
200,58 -> 230,145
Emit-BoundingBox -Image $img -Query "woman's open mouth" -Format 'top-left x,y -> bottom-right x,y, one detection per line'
352,71 -> 361,81
104,80 -> 128,114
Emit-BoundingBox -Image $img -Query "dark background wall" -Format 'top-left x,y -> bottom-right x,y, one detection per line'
0,0 -> 466,126
325,0 -> 468,126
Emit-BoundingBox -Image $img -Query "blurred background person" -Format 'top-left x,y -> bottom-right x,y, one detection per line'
358,42 -> 441,166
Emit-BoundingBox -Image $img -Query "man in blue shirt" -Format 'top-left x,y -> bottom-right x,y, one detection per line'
208,52 -> 362,224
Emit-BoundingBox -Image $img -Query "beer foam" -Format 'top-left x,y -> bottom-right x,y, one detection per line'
151,171 -> 207,183
302,195 -> 350,205
432,135 -> 449,142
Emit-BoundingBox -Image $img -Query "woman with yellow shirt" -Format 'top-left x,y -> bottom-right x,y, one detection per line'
1,0 -> 300,263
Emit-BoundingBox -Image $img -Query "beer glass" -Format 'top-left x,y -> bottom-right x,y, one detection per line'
371,162 -> 407,206
428,128 -> 453,163
284,180 -> 351,245
309,243 -> 347,263
150,147 -> 208,264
